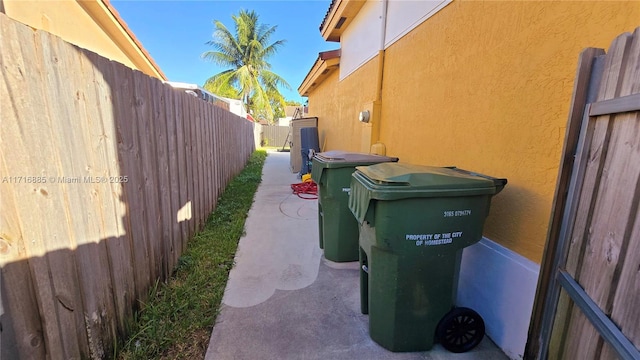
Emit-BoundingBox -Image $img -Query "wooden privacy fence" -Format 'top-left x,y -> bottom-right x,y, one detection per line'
0,14 -> 255,359
261,125 -> 290,148
528,28 -> 640,359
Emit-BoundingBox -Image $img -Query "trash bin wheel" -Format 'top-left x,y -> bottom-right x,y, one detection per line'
436,307 -> 485,353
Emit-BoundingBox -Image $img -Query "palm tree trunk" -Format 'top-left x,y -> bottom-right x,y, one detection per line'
244,93 -> 250,114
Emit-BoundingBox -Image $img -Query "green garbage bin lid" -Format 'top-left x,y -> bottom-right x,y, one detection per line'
314,151 -> 398,168
354,163 -> 506,195
311,151 -> 399,184
349,163 -> 507,223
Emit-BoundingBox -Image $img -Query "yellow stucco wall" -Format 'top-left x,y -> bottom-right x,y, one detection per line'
3,1 -> 162,79
309,57 -> 379,152
307,1 -> 640,263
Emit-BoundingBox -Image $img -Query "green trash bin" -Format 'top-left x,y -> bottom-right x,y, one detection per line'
311,151 -> 398,262
348,163 -> 506,352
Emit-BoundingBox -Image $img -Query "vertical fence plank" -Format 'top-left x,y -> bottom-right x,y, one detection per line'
223,114 -> 231,187
239,120 -> 243,165
58,39 -> 120,358
186,97 -> 195,239
174,93 -> 189,254
191,100 -> 204,228
149,79 -> 171,279
196,102 -> 205,230
223,113 -> 229,188
198,103 -> 206,226
0,15 -> 47,359
605,184 -> 640,355
147,77 -> 165,278
230,117 -> 234,173
189,102 -> 199,231
250,122 -> 254,155
26,28 -> 91,359
194,103 -> 204,229
0,170 -> 44,359
84,51 -> 136,339
229,115 -> 234,177
208,107 -> 216,210
191,102 -> 199,230
184,96 -> 196,239
215,110 -> 221,208
218,110 -> 225,189
133,71 -> 162,283
235,119 -> 239,171
202,106 -> 210,217
203,105 -> 212,215
113,63 -> 152,304
40,28 -> 108,360
164,86 -> 181,271
209,109 -> 217,209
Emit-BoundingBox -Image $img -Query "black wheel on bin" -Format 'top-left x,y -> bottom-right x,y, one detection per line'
436,307 -> 485,353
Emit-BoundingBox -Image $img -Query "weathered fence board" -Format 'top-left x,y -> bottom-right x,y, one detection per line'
599,29 -> 640,360
34,24 -> 89,360
81,49 -> 133,340
184,96 -> 195,240
60,31 -> 117,359
196,100 -> 205,229
0,13 -> 256,359
563,30 -> 639,359
102,54 -> 140,339
152,78 -> 171,278
604,31 -> 640,360
1,15 -> 43,359
532,27 -> 640,360
164,84 -> 181,271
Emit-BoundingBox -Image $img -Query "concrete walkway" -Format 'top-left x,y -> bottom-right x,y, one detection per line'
205,150 -> 508,360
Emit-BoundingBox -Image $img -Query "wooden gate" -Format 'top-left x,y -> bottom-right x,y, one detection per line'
527,28 -> 640,359
261,125 -> 290,149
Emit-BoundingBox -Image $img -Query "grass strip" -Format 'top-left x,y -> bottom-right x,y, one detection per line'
117,150 -> 267,359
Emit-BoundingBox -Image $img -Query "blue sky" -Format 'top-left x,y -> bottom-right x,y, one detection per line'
111,0 -> 338,103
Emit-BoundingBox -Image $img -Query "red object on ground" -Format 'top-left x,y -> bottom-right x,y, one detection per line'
291,180 -> 318,199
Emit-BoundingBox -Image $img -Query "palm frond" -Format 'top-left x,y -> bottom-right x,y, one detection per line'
260,69 -> 291,91
257,24 -> 278,45
261,39 -> 285,61
203,9 -> 291,119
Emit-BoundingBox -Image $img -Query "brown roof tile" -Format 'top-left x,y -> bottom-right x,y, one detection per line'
319,0 -> 338,32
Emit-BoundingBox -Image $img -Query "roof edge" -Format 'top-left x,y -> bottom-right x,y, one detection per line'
319,0 -> 366,42
80,0 -> 167,80
298,49 -> 341,97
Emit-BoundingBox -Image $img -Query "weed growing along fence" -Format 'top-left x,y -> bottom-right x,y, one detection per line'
117,151 -> 267,360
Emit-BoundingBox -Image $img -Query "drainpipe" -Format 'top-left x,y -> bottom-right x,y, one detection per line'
376,0 -> 388,103
370,0 -> 388,154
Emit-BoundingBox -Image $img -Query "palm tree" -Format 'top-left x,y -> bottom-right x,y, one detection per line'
202,10 -> 290,122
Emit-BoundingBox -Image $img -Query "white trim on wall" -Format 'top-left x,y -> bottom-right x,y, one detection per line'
457,237 -> 539,360
339,0 -> 383,81
339,0 -> 453,81
384,0 -> 452,48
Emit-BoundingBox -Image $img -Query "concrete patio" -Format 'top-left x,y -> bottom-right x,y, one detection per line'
205,150 -> 508,360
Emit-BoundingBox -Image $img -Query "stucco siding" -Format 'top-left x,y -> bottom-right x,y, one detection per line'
379,1 -> 640,262
308,57 -> 379,153
2,1 -> 163,79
